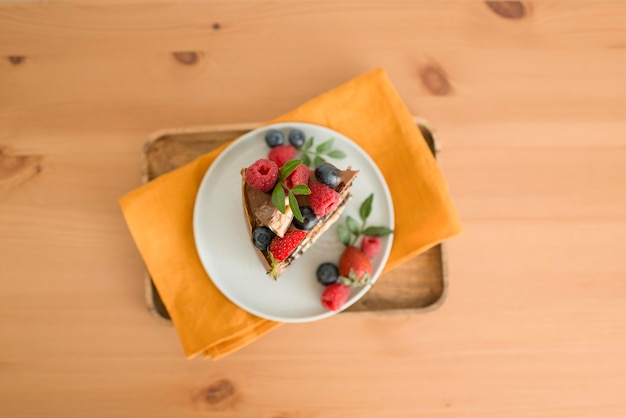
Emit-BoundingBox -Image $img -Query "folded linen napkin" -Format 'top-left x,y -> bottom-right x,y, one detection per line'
120,68 -> 462,359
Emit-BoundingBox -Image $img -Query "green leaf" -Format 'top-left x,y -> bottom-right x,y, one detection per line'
326,149 -> 346,159
316,138 -> 334,153
288,191 -> 302,222
314,155 -> 326,167
301,153 -> 311,167
280,160 -> 303,180
337,224 -> 351,246
304,137 -> 314,150
362,226 -> 394,237
359,194 -> 374,222
272,184 -> 286,213
290,184 -> 311,195
346,216 -> 360,235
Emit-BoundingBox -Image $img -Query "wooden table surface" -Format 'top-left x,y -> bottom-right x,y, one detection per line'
1,1 -> 625,417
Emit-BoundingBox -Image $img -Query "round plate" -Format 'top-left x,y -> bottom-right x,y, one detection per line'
193,122 -> 394,322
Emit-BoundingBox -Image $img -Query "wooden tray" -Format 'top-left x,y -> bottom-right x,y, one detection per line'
143,121 -> 447,320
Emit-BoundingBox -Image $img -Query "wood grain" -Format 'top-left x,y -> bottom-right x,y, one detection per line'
1,1 -> 626,417
0,147 -> 43,199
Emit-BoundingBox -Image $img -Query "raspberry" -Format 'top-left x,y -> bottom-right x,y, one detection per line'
284,164 -> 310,189
339,246 -> 372,280
245,159 -> 279,192
308,182 -> 339,217
269,230 -> 306,263
321,283 -> 350,311
361,236 -> 381,259
268,145 -> 296,168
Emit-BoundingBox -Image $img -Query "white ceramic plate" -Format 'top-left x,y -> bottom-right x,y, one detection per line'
193,122 -> 394,322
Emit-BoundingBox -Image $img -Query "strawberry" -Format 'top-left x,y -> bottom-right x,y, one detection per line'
268,230 -> 306,279
338,246 -> 372,282
321,283 -> 351,311
269,230 -> 306,262
361,236 -> 381,259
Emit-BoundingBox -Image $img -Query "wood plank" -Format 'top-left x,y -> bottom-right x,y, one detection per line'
442,147 -> 626,220
2,49 -> 624,138
1,1 -> 625,54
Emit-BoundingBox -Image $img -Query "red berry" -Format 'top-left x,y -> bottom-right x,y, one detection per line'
309,182 -> 339,217
246,159 -> 279,192
339,246 -> 372,280
361,236 -> 381,259
284,164 -> 311,189
269,230 -> 306,263
268,145 -> 296,168
321,283 -> 351,311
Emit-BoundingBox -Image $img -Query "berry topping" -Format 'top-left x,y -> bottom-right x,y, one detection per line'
284,164 -> 311,189
265,129 -> 285,148
309,182 -> 340,217
288,129 -> 306,148
252,227 -> 275,251
269,230 -> 306,263
314,162 -> 340,188
292,206 -> 318,231
321,283 -> 351,311
316,262 -> 339,286
361,236 -> 381,259
339,246 -> 372,281
245,159 -> 279,192
268,145 -> 296,168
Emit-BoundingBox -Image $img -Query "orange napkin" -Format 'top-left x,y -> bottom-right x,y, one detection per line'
120,68 -> 461,359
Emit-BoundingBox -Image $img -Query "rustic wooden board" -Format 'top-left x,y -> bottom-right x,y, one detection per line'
143,122 -> 446,319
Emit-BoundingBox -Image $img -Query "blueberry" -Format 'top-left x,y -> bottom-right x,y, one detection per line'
316,262 -> 339,286
288,129 -> 306,148
252,226 -> 275,251
265,129 -> 285,148
314,162 -> 340,188
292,206 -> 318,231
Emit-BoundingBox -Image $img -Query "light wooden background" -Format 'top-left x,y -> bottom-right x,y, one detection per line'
1,1 -> 626,417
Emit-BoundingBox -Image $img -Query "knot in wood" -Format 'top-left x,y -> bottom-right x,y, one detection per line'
485,1 -> 527,19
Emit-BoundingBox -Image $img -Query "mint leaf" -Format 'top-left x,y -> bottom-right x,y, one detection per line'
362,226 -> 394,237
301,153 -> 311,167
359,194 -> 374,222
290,184 -> 311,195
272,184 -> 286,213
304,137 -> 314,150
280,160 -> 303,180
326,150 -> 346,159
316,138 -> 334,153
288,191 -> 302,222
337,224 -> 351,246
346,216 -> 360,235
314,155 -> 325,167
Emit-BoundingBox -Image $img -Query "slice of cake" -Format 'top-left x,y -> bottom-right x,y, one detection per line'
242,159 -> 358,279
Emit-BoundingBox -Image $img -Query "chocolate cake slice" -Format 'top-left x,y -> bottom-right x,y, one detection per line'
242,161 -> 358,279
